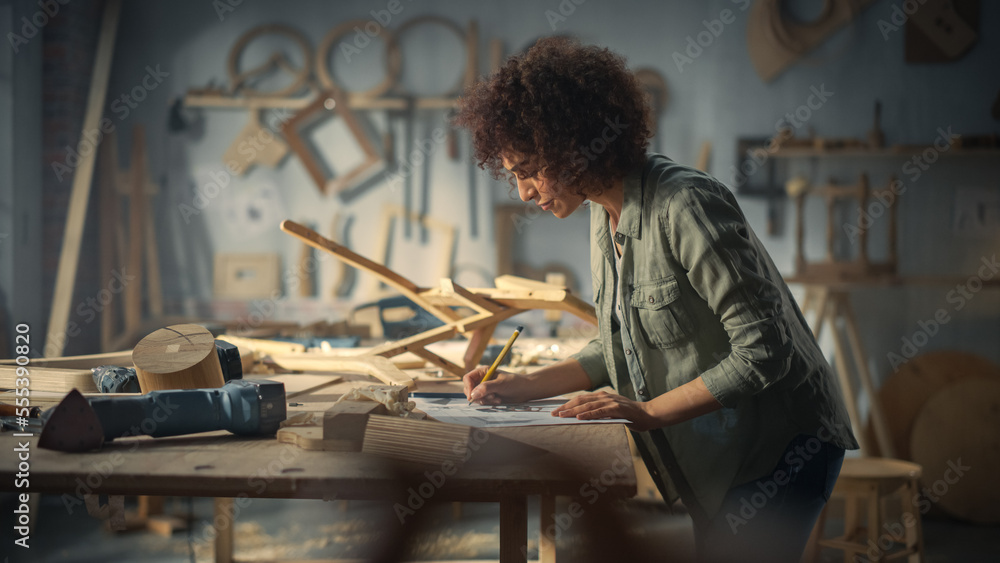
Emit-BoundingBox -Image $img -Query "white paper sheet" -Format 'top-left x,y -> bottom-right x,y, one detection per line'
411,397 -> 630,428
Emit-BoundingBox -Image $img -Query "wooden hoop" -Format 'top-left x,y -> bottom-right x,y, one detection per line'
384,16 -> 470,97
316,19 -> 401,99
227,24 -> 313,98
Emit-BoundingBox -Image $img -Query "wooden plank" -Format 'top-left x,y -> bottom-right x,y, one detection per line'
363,325 -> 458,358
125,124 -> 148,334
835,292 -> 896,459
216,334 -> 306,356
463,322 -> 498,371
0,350 -> 132,370
141,165 -> 163,318
408,347 -> 465,378
362,417 -> 546,468
0,366 -> 97,393
2,423 -> 636,501
98,132 -> 122,350
44,0 -> 122,357
268,354 -> 414,389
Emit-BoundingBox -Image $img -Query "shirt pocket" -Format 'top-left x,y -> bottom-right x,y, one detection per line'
630,275 -> 694,349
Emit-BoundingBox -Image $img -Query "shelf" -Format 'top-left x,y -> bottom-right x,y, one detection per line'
770,147 -> 1000,158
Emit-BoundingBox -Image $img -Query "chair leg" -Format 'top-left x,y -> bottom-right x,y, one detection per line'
867,485 -> 882,563
802,501 -> 830,563
903,479 -> 924,563
843,494 -> 859,563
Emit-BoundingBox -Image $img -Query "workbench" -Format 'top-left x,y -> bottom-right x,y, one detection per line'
0,371 -> 636,563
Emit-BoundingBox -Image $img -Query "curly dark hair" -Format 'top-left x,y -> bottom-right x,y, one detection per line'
453,37 -> 651,196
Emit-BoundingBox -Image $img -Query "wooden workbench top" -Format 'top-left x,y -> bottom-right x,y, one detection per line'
0,423 -> 634,502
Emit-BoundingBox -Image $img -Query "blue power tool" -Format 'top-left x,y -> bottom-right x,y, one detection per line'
37,379 -> 286,452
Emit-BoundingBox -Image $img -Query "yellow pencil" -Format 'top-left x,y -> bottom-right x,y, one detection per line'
469,325 -> 523,405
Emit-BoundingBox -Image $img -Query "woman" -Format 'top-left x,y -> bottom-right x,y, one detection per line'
454,38 -> 858,562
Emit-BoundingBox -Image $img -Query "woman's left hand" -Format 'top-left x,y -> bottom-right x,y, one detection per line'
551,390 -> 660,431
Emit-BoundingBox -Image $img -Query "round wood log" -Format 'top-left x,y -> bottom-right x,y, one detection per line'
910,378 -> 1000,524
867,350 -> 1000,459
132,324 -> 224,392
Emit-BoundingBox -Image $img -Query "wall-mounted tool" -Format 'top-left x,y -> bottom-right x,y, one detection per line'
37,379 -> 286,453
747,0 -> 877,82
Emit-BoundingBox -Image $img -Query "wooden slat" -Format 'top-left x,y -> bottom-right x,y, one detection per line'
0,366 -> 97,393
0,350 -> 132,370
268,355 -> 414,389
44,0 -> 122,357
280,220 -> 459,325
125,125 -> 148,333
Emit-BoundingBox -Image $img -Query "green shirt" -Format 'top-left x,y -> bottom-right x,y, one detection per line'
570,154 -> 859,519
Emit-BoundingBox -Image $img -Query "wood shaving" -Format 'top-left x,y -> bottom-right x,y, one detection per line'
333,384 -> 414,416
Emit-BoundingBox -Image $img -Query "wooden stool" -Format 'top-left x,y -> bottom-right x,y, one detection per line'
807,457 -> 924,563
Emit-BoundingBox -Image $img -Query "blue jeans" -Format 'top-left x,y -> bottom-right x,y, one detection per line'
693,434 -> 844,563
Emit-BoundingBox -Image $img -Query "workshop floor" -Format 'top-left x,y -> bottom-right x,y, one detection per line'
4,494 -> 999,562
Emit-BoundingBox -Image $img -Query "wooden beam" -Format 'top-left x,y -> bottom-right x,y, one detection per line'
98,132 -> 122,351
281,220 -> 460,325
0,366 -> 97,393
124,125 -> 148,334
44,0 -> 121,357
267,354 -> 414,389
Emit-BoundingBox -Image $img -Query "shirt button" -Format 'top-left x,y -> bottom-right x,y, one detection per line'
625,349 -> 632,355
648,296 -> 655,303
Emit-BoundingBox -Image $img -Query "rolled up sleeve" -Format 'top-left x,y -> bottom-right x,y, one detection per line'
666,183 -> 793,408
570,337 -> 611,389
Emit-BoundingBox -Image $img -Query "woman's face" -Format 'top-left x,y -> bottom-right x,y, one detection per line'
501,154 -> 587,219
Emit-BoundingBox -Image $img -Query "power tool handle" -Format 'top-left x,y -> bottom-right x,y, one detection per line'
89,389 -> 226,440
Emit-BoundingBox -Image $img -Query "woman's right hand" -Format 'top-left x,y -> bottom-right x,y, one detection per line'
463,366 -> 531,405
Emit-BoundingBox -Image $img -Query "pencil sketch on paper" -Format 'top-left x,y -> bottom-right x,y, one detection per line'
411,397 -> 630,428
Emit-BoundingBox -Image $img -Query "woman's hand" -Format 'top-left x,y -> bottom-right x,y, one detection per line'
551,390 -> 661,431
463,366 -> 533,405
